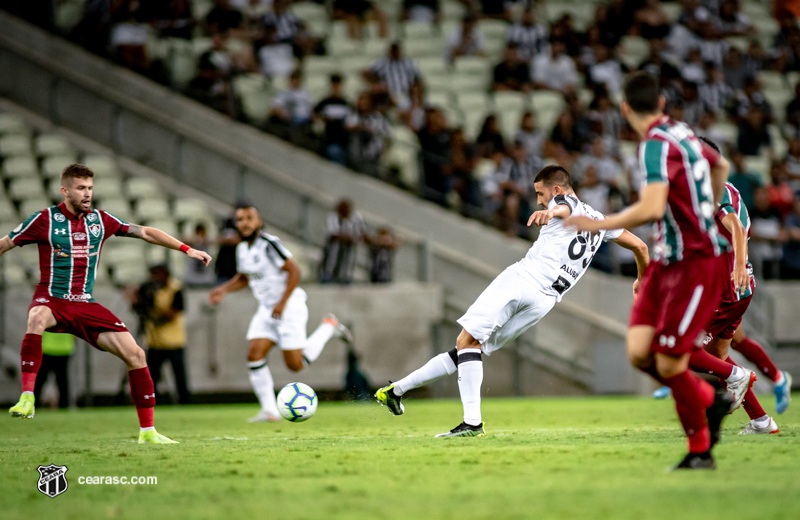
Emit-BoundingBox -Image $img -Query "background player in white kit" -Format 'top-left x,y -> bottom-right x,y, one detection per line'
209,205 -> 351,422
376,166 -> 650,437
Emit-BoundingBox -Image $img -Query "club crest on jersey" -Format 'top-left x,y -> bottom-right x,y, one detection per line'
35,297 -> 50,303
72,232 -> 86,241
54,213 -> 66,222
37,464 -> 69,498
88,224 -> 101,238
87,213 -> 97,222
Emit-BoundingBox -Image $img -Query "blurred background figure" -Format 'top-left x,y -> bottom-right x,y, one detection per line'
366,227 -> 403,283
319,200 -> 365,284
33,332 -> 75,410
184,223 -> 217,288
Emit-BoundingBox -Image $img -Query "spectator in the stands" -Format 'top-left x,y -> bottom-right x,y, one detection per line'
573,136 -> 622,187
514,111 -> 546,163
109,1 -> 150,73
681,47 -> 706,84
475,114 -> 506,158
470,0 -> 514,22
367,42 -> 422,102
576,165 -> 610,214
743,40 -> 767,75
252,24 -> 296,79
450,128 -> 481,214
547,110 -> 583,160
782,195 -> 800,279
184,223 -> 217,287
548,15 -> 582,56
506,9 -> 549,61
728,151 -> 763,210
531,39 -> 578,94
699,63 -> 734,115
446,15 -> 487,63
206,0 -> 248,38
313,74 -> 352,166
680,81 -> 706,127
269,69 -> 314,133
262,0 -> 322,59
637,38 -> 680,82
634,0 -> 671,40
737,107 -> 771,156
715,0 -> 754,36
143,0 -> 194,40
586,44 -> 625,98
333,0 -> 390,40
418,108 -> 453,207
402,0 -> 441,25
188,30 -> 239,115
785,138 -> 800,192
731,76 -> 773,122
398,82 -> 426,132
767,160 -> 796,217
366,227 -> 402,283
229,0 -> 272,23
784,81 -> 800,140
694,111 -> 731,150
492,44 -> 532,93
722,47 -> 749,90
492,140 -> 537,237
588,88 -> 624,146
749,186 -> 784,279
319,199 -> 366,284
346,93 -> 391,177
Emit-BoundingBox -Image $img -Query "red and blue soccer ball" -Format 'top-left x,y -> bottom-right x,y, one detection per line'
276,382 -> 318,422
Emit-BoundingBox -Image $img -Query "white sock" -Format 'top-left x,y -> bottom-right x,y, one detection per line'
395,349 -> 458,396
774,372 -> 785,386
457,348 -> 483,426
727,365 -> 744,382
302,322 -> 335,365
140,426 -> 155,433
752,414 -> 771,428
248,359 -> 279,416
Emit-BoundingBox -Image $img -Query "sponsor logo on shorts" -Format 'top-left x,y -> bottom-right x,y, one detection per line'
37,464 -> 69,498
88,224 -> 101,238
72,232 -> 86,241
658,335 -> 677,348
87,213 -> 97,222
35,297 -> 50,303
62,293 -> 92,302
114,322 -> 126,328
54,213 -> 66,222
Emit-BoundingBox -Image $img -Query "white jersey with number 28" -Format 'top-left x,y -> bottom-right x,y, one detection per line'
514,194 -> 624,302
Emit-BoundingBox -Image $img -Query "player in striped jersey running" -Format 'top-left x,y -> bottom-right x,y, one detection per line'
566,72 -> 734,470
2,164 -> 212,443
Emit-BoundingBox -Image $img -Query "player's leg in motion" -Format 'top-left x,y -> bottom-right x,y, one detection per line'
434,329 -> 486,437
296,314 -> 351,368
247,338 -> 281,422
9,306 -> 56,419
96,331 -> 178,444
376,348 -> 459,416
689,347 -> 754,411
731,327 -> 792,414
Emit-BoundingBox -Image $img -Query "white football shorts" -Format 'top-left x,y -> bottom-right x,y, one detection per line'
246,290 -> 309,349
457,265 -> 557,355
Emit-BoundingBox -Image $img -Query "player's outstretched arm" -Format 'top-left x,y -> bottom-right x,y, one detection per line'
124,224 -> 212,266
0,236 -> 16,257
611,230 -> 650,296
564,183 -> 669,233
710,156 -> 731,205
720,212 -> 749,296
527,204 -> 571,227
208,273 -> 249,305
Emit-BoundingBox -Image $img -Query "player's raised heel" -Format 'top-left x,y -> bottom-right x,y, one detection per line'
138,429 -> 179,444
8,393 -> 35,419
375,383 -> 404,416
652,386 -> 671,399
739,418 -> 779,435
727,369 -> 756,414
671,451 -> 716,470
774,371 -> 792,415
435,421 -> 485,438
707,389 -> 734,449
324,314 -> 353,345
248,410 -> 282,423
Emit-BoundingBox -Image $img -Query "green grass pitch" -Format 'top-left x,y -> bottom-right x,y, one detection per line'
1,394 -> 798,520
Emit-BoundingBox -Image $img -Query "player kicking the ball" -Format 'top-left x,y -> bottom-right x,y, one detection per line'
209,205 -> 351,423
376,165 -> 649,437
3,164 -> 212,443
566,72 -> 734,470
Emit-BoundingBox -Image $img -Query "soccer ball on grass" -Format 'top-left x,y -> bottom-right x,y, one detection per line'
276,382 -> 318,422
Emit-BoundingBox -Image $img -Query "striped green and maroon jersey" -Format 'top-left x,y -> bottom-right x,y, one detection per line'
639,115 -> 729,264
717,182 -> 754,301
7,202 -> 129,303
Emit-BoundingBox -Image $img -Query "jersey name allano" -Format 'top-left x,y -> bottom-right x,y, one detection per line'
639,116 -> 728,264
8,203 -> 129,302
515,194 -> 623,301
236,232 -> 299,307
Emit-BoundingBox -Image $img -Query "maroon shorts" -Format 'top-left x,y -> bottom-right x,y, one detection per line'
29,295 -> 129,350
704,296 -> 752,342
630,255 -> 725,356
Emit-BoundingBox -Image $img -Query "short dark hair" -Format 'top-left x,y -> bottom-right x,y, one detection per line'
697,136 -> 721,154
234,201 -> 256,212
330,73 -> 343,83
534,165 -> 572,188
623,72 -> 661,114
61,163 -> 94,187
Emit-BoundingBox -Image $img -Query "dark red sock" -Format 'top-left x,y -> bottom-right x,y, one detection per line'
663,370 -> 714,453
20,333 -> 43,393
689,348 -> 733,379
726,357 -> 767,420
128,367 -> 155,428
731,337 -> 780,382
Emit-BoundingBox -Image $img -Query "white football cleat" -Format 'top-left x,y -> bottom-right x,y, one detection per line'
248,410 -> 282,423
727,368 -> 756,414
739,417 -> 779,435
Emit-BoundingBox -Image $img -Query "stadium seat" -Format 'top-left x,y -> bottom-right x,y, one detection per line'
20,198 -> 52,217
173,198 -> 210,221
477,20 -> 508,41
0,202 -> 17,221
2,260 -> 29,286
759,71 -> 787,92
126,177 -> 164,200
83,155 -> 121,178
441,0 -> 466,22
0,134 -> 33,157
167,38 -> 198,90
103,241 -> 146,266
744,154 -> 771,183
769,125 -> 788,158
499,108 -> 525,141
8,178 -> 45,200
2,156 -> 38,179
292,1 -> 327,24
453,56 -> 490,77
111,263 -> 149,287
96,198 -> 134,222
403,22 -> 440,40
41,154 -> 79,180
135,199 -> 172,221
425,73 -> 454,95
403,36 -> 444,58
620,36 -> 650,69
304,56 -> 341,77
47,180 -> 64,201
35,134 -> 73,157
415,56 -> 448,78
493,91 -> 528,113
390,124 -> 419,149
427,91 -> 453,109
473,158 -> 497,181
463,110 -> 489,140
233,74 -> 272,125
386,144 -> 420,190
92,177 -> 125,200
0,113 -> 30,136
455,92 -> 491,114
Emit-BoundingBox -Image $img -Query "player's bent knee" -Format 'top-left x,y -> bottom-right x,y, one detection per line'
26,307 -> 54,334
456,329 -> 480,350
126,346 -> 147,369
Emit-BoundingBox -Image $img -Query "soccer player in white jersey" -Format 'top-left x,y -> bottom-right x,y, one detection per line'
209,205 -> 351,422
376,166 -> 650,437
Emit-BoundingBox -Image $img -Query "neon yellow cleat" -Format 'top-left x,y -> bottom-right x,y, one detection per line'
138,429 -> 179,444
9,393 -> 35,419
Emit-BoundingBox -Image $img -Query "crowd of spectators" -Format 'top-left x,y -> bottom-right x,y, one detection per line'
8,0 -> 800,278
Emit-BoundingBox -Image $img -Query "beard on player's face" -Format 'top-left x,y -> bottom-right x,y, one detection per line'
237,225 -> 261,242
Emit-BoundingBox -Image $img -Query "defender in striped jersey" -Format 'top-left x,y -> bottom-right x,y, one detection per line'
2,164 -> 212,444
566,72 -> 733,470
